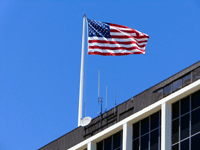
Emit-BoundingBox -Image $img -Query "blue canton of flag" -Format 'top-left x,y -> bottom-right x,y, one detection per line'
88,19 -> 111,38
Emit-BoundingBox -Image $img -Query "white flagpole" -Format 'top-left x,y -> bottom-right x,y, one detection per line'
78,14 -> 86,127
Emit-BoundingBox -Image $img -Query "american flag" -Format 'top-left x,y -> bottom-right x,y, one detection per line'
87,18 -> 149,56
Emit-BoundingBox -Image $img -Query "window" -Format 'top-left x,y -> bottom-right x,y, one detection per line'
154,72 -> 197,101
182,74 -> 191,87
172,90 -> 200,150
173,79 -> 182,92
193,67 -> 200,82
133,111 -> 161,150
154,89 -> 163,101
97,131 -> 122,150
163,84 -> 172,97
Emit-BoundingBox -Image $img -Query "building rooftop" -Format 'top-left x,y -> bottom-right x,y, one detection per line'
39,60 -> 200,150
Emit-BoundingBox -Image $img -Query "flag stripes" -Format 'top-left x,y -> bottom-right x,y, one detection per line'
87,18 -> 149,56
88,39 -> 147,46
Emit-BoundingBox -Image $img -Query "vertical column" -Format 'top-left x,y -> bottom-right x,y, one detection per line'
87,141 -> 96,150
161,102 -> 172,150
123,122 -> 132,150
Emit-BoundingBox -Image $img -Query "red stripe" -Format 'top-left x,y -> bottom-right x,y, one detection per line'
88,40 -> 137,44
88,40 -> 147,45
110,25 -> 149,38
89,46 -> 145,51
88,51 -> 144,56
88,40 -> 147,48
88,39 -> 148,44
111,35 -> 149,39
111,35 -> 135,39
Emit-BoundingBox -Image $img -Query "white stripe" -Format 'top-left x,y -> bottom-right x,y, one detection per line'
110,32 -> 136,36
134,29 -> 148,36
110,26 -> 132,31
88,37 -> 148,42
88,43 -> 146,50
88,41 -> 147,47
110,25 -> 149,37
88,36 -> 135,42
136,38 -> 149,41
88,49 -> 144,54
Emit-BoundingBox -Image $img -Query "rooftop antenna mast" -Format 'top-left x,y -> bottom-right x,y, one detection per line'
105,85 -> 107,112
114,91 -> 117,114
98,70 -> 103,118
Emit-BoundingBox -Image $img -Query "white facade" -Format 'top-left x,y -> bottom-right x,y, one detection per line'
68,79 -> 200,150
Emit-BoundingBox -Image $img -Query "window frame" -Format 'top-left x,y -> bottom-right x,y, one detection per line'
96,130 -> 123,150
172,90 -> 200,150
132,111 -> 161,150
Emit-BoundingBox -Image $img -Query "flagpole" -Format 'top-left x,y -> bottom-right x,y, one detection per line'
78,14 -> 86,127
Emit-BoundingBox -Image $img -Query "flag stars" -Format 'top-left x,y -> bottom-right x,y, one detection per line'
87,19 -> 111,38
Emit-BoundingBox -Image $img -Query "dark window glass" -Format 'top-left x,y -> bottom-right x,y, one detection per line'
133,139 -> 139,150
172,101 -> 179,119
181,114 -> 189,140
181,96 -> 190,115
191,133 -> 200,150
183,74 -> 191,87
97,141 -> 103,150
151,112 -> 159,130
113,131 -> 121,149
172,119 -> 179,144
133,122 -> 139,139
193,67 -> 200,82
191,90 -> 200,110
154,89 -> 163,101
159,110 -> 161,126
173,79 -> 182,92
133,111 -> 160,150
172,144 -> 179,150
163,84 -> 172,97
159,129 -> 161,150
141,134 -> 149,150
104,136 -> 112,150
97,131 -> 123,150
141,117 -> 149,135
192,108 -> 200,135
181,139 -> 189,150
150,129 -> 159,150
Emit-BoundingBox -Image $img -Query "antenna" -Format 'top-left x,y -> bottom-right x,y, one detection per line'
115,91 -> 117,106
98,97 -> 103,115
98,70 -> 103,121
80,116 -> 92,127
114,91 -> 117,114
105,85 -> 107,112
98,70 -> 100,98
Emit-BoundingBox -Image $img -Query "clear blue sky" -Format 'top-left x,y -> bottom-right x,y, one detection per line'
0,1 -> 200,150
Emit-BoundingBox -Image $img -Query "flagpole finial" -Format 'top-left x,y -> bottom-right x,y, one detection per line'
83,14 -> 86,17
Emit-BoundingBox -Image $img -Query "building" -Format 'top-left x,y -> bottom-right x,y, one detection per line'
39,61 -> 200,150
